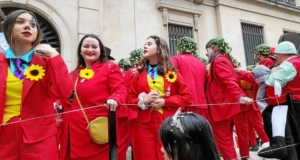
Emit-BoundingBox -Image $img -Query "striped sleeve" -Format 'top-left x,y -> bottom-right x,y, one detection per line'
265,61 -> 297,87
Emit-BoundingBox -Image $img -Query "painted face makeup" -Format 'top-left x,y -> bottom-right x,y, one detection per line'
31,16 -> 35,29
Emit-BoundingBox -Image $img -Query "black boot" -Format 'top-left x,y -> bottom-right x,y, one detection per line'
258,136 -> 288,159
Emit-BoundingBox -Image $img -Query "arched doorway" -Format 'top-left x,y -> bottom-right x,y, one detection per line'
2,7 -> 61,53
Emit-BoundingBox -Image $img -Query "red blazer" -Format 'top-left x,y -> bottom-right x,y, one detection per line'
206,55 -> 245,122
0,53 -> 73,143
171,54 -> 207,109
260,57 -> 276,68
123,68 -> 138,121
266,57 -> 300,105
68,61 -> 127,158
127,69 -> 193,122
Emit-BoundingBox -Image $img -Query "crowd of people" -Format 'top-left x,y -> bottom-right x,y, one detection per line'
0,9 -> 300,160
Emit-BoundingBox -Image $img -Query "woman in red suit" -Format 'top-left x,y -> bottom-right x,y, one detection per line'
66,34 -> 126,160
127,35 -> 193,160
0,10 -> 73,159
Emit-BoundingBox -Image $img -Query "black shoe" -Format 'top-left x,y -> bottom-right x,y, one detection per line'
250,145 -> 259,151
258,136 -> 288,159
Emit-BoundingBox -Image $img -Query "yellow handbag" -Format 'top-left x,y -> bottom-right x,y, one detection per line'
74,78 -> 109,144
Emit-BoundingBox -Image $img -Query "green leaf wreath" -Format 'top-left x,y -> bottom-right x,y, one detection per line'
205,37 -> 232,54
118,58 -> 131,69
252,44 -> 271,56
177,37 -> 208,65
129,48 -> 143,66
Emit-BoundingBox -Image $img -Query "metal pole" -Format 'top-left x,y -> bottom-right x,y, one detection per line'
109,111 -> 117,160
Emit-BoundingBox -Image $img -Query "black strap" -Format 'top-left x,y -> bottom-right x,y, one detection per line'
109,111 -> 117,160
286,94 -> 300,146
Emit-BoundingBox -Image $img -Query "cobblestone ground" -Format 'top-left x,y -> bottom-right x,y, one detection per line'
125,146 -> 279,160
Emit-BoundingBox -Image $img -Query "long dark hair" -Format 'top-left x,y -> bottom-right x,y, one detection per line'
3,10 -> 43,48
75,34 -> 108,70
159,113 -> 220,160
138,35 -> 176,75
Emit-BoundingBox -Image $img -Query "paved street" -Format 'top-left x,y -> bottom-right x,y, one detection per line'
126,146 -> 279,160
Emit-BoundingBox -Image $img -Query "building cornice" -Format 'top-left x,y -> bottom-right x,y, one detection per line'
156,2 -> 202,15
238,0 -> 300,13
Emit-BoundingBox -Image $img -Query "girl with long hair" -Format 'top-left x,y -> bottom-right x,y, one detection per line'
127,35 -> 193,160
0,10 -> 72,159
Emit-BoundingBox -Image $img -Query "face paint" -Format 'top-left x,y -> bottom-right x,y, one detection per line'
31,16 -> 35,29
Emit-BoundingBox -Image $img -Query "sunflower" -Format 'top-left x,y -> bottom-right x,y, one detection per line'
24,64 -> 45,81
79,68 -> 94,80
165,71 -> 177,83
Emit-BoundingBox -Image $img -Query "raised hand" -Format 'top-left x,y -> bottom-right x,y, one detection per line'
35,44 -> 59,58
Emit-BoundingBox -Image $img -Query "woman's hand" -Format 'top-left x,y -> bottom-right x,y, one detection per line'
150,98 -> 165,109
105,99 -> 118,111
35,44 -> 59,58
143,91 -> 159,104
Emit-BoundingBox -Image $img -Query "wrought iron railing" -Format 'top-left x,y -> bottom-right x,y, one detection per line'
263,0 -> 296,6
241,23 -> 265,66
276,0 -> 296,6
168,24 -> 193,56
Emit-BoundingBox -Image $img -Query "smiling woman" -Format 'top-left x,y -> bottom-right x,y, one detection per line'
57,34 -> 127,159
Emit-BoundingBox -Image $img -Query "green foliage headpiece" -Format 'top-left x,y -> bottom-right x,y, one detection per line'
205,37 -> 232,53
177,37 -> 198,55
129,48 -> 143,66
118,58 -> 131,69
247,65 -> 256,71
177,37 -> 208,65
252,44 -> 271,56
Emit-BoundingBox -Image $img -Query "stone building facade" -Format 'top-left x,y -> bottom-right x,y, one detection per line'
0,0 -> 299,70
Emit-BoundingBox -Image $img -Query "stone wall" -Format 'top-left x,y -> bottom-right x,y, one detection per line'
0,0 -> 299,70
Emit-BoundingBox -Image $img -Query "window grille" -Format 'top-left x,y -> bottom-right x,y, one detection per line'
241,23 -> 264,66
168,24 -> 193,56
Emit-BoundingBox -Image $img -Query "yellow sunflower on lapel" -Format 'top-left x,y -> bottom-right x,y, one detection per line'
165,71 -> 177,83
79,68 -> 94,80
24,64 -> 45,81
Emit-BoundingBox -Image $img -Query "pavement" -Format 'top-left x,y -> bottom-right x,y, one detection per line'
125,146 -> 279,160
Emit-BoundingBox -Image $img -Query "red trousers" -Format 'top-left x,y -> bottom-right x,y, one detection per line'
0,116 -> 59,160
247,110 -> 269,145
117,117 -> 130,160
134,111 -> 164,160
129,119 -> 137,160
210,112 -> 249,160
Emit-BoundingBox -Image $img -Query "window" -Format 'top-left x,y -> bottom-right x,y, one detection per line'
241,23 -> 264,66
168,24 -> 193,56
